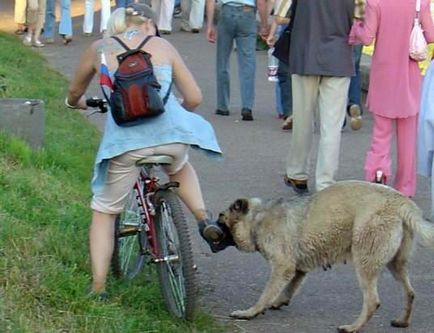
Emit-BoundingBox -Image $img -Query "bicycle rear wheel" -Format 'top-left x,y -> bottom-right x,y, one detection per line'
154,189 -> 196,320
112,188 -> 147,280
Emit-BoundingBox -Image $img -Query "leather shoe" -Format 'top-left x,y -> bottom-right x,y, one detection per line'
281,116 -> 293,130
241,108 -> 253,121
284,175 -> 308,194
198,219 -> 235,253
348,104 -> 362,131
216,109 -> 230,116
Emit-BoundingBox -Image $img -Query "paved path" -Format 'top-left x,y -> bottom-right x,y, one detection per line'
2,2 -> 434,332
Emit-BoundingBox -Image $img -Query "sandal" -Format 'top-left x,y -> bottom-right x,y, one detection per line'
373,170 -> 387,185
62,35 -> 73,45
198,219 -> 235,253
33,40 -> 45,48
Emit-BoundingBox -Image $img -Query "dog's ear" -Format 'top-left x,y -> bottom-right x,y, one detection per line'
230,199 -> 249,214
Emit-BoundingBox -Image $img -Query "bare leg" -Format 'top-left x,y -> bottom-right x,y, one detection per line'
169,161 -> 230,251
169,162 -> 207,221
89,210 -> 117,293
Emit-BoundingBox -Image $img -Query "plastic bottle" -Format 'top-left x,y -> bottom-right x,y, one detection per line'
267,47 -> 279,82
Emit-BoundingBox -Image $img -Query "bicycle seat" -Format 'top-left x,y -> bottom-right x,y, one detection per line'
136,155 -> 173,166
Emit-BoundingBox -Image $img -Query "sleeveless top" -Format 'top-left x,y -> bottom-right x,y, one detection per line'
92,59 -> 222,193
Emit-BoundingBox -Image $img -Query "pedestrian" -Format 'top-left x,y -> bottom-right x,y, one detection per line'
417,60 -> 434,219
179,0 -> 204,33
350,0 -> 434,196
23,0 -> 46,47
44,0 -> 73,45
65,3 -> 230,298
14,0 -> 27,35
206,0 -> 269,121
284,0 -> 354,194
115,0 -> 135,8
150,0 -> 175,34
343,44 -> 363,131
266,0 -> 295,130
83,0 -> 111,36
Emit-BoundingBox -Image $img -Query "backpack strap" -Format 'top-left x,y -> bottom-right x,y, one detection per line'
111,36 -> 131,51
111,35 -> 153,51
163,81 -> 172,104
135,35 -> 153,50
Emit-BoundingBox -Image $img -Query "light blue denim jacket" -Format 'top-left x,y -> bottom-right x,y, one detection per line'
92,63 -> 222,193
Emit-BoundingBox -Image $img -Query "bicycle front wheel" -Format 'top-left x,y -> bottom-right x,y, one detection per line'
154,189 -> 196,320
112,188 -> 147,280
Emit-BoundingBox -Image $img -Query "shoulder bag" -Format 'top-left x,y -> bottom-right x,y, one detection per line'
409,0 -> 428,62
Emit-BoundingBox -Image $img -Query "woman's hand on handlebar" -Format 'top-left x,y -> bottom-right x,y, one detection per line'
86,97 -> 108,113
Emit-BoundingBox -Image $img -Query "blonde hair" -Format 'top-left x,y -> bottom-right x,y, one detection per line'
106,7 -> 150,36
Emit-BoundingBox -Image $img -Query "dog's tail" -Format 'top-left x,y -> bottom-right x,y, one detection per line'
400,200 -> 434,247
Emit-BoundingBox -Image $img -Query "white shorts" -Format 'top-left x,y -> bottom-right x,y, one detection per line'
91,143 -> 189,214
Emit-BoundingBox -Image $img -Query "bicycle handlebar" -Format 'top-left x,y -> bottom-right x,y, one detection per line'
86,97 -> 108,114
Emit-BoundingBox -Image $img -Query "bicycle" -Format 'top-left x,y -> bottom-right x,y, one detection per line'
86,97 -> 197,320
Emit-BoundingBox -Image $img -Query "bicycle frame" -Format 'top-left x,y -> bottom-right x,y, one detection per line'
130,167 -> 160,259
123,166 -> 179,261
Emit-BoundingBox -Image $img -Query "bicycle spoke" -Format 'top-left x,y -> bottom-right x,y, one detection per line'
160,203 -> 186,313
154,190 -> 196,320
120,237 -> 134,272
167,263 -> 185,313
112,188 -> 147,280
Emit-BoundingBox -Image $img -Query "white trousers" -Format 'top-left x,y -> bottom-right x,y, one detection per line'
83,0 -> 111,33
151,0 -> 174,31
181,0 -> 205,29
286,74 -> 350,192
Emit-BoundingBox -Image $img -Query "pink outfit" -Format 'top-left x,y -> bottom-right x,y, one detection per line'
349,0 -> 434,196
365,114 -> 418,196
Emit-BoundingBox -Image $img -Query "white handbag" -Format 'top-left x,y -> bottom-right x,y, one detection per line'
409,0 -> 428,61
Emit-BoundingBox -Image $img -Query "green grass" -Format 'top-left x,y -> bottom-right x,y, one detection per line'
0,32 -> 224,333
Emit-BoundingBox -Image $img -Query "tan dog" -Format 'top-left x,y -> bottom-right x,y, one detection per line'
218,181 -> 434,333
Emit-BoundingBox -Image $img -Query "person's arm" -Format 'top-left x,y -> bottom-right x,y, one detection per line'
266,0 -> 291,46
275,0 -> 291,19
266,20 -> 278,46
349,1 -> 379,46
257,0 -> 270,38
206,0 -> 217,43
169,43 -> 202,111
66,41 -> 99,109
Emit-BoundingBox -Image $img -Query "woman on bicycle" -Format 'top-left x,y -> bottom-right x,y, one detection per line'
65,3 -> 233,298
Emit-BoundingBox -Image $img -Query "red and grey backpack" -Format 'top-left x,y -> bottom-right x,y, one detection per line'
108,35 -> 171,127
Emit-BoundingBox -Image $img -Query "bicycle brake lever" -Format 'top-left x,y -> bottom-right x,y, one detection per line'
86,109 -> 100,118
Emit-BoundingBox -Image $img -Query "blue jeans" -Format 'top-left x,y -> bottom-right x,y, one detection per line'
115,0 -> 135,8
277,60 -> 292,117
348,44 -> 363,107
44,0 -> 72,38
216,4 -> 256,111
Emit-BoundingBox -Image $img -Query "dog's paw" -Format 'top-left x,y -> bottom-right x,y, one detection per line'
390,320 -> 409,328
337,325 -> 358,333
270,300 -> 289,310
230,309 -> 258,320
